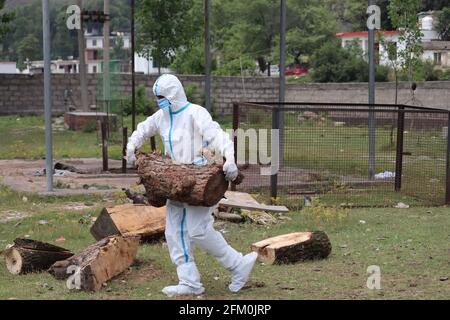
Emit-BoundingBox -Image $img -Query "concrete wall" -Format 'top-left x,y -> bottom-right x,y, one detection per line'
285,81 -> 450,109
1,73 -> 449,116
0,74 -> 279,115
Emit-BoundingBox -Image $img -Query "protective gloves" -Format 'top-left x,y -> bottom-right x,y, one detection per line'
125,146 -> 136,167
223,159 -> 238,182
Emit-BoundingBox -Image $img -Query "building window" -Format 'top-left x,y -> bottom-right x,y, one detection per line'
434,52 -> 442,65
93,66 -> 97,73
92,39 -> 97,47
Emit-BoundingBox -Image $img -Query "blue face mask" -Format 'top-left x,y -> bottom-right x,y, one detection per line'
157,97 -> 171,110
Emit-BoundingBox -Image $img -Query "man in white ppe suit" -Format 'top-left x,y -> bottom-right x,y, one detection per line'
126,74 -> 258,297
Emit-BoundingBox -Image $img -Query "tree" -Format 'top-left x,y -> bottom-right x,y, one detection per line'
136,0 -> 200,73
310,38 -> 388,83
0,0 -> 13,42
388,0 -> 423,87
436,7 -> 450,41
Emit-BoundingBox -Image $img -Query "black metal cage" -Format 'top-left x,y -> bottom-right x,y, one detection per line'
231,102 -> 450,207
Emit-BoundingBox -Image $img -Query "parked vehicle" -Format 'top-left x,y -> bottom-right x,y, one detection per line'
285,64 -> 308,76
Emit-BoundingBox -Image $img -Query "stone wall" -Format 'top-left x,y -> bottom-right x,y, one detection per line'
1,73 -> 449,116
0,74 -> 279,116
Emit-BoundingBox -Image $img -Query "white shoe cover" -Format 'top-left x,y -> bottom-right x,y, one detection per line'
229,252 -> 258,293
162,284 -> 205,297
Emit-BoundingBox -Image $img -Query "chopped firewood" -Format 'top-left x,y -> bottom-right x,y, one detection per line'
48,235 -> 139,291
242,210 -> 277,225
251,231 -> 332,264
213,209 -> 245,223
219,198 -> 289,213
135,151 -> 244,207
4,238 -> 74,275
90,204 -> 166,242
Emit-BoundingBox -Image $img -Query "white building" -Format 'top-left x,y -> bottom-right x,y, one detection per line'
84,27 -> 170,74
22,58 -> 79,74
336,31 -> 403,66
336,11 -> 450,69
0,61 -> 18,74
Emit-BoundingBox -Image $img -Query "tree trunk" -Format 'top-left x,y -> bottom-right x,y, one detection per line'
90,204 -> 166,242
4,238 -> 74,275
135,151 -> 244,207
251,231 -> 332,264
48,235 -> 139,291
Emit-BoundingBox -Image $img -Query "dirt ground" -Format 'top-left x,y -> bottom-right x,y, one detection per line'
0,158 -> 144,196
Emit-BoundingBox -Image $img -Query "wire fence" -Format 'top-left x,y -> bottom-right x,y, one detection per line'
231,102 -> 450,207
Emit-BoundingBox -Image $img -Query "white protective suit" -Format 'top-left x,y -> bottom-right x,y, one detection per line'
126,74 -> 257,296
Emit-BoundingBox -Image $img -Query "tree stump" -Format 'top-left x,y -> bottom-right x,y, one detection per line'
4,238 -> 74,275
48,235 -> 139,291
251,231 -> 332,264
135,151 -> 244,207
90,204 -> 166,242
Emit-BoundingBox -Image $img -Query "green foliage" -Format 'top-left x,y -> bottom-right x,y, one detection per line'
398,59 -> 446,81
309,39 -> 388,83
436,7 -> 450,41
122,85 -> 155,116
184,84 -> 203,106
388,0 -> 424,82
81,119 -> 97,133
136,0 -> 201,69
170,37 -> 208,75
111,35 -> 130,61
438,69 -> 450,81
0,0 -> 14,41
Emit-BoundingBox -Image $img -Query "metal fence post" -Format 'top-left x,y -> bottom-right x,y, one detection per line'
395,106 -> 405,191
446,112 -> 450,205
101,121 -> 108,171
271,108 -> 279,200
231,103 -> 239,191
122,127 -> 128,173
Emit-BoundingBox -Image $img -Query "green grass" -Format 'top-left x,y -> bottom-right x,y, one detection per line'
0,184 -> 450,300
0,115 -> 164,160
0,114 -> 447,204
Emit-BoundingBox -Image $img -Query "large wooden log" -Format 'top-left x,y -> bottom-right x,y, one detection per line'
48,235 -> 139,291
90,204 -> 166,242
251,231 -> 332,264
135,151 -> 244,207
4,238 -> 74,275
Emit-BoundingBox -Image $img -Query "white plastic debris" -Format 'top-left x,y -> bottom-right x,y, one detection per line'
359,220 -> 366,224
375,171 -> 395,179
395,202 -> 410,209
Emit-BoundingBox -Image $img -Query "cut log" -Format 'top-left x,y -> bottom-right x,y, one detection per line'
213,209 -> 245,223
219,198 -> 289,213
90,204 -> 166,242
4,238 -> 74,275
251,231 -> 332,264
135,151 -> 244,207
48,235 -> 139,291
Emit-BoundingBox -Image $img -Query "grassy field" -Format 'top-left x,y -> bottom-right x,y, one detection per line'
0,114 -> 447,205
0,184 -> 449,300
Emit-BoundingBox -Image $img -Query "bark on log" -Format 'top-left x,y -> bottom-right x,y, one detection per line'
4,238 -> 74,275
251,231 -> 332,264
135,151 -> 244,207
90,204 -> 166,242
48,235 -> 139,291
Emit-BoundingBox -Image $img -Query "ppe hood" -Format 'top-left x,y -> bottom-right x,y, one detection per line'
152,74 -> 189,112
